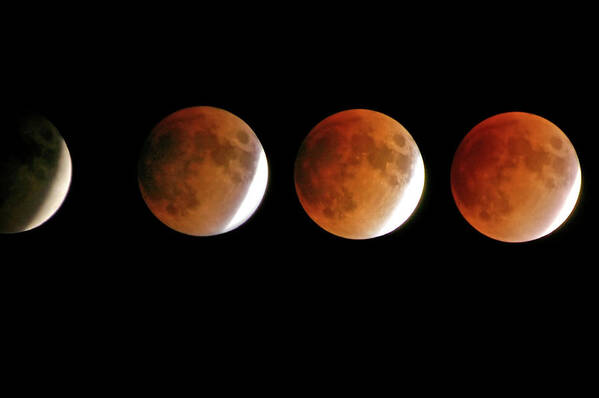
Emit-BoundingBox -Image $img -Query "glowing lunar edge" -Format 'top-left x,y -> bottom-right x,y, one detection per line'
377,151 -> 425,237
541,163 -> 581,238
25,139 -> 72,231
225,147 -> 268,232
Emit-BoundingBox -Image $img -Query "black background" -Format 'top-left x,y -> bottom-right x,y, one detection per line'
2,4 -> 596,390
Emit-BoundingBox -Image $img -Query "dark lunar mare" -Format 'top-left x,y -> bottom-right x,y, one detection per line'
0,110 -> 63,233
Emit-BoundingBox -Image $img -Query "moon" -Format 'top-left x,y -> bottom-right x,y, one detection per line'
0,111 -> 72,233
294,109 -> 425,239
451,112 -> 581,242
138,106 -> 268,236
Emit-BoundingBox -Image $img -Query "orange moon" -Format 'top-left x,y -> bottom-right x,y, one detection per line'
138,106 -> 268,236
451,112 -> 581,242
294,109 -> 425,239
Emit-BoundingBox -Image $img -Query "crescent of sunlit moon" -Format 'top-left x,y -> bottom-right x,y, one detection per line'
377,151 -> 425,236
541,161 -> 581,238
24,138 -> 72,232
225,147 -> 269,233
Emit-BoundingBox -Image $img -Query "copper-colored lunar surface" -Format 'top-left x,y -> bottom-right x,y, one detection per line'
138,106 -> 268,236
451,112 -> 581,242
295,109 -> 424,239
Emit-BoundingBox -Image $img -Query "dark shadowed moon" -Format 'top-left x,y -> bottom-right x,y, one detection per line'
0,111 -> 72,233
451,112 -> 581,242
138,106 -> 268,236
294,109 -> 425,239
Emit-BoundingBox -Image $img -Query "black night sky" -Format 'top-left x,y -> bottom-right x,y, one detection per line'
2,5 -> 596,390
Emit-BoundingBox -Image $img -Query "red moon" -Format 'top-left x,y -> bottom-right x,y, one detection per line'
138,106 -> 268,236
295,109 -> 425,240
451,112 -> 581,242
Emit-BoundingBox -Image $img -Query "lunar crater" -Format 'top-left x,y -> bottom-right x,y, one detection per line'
236,130 -> 249,144
393,134 -> 406,147
550,136 -> 563,150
